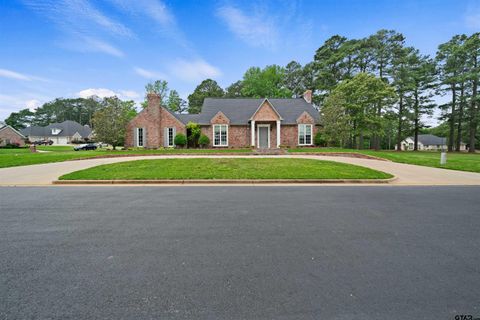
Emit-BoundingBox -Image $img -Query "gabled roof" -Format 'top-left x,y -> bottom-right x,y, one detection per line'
249,99 -> 283,121
0,124 -> 26,138
179,98 -> 319,125
407,134 -> 447,146
21,120 -> 92,138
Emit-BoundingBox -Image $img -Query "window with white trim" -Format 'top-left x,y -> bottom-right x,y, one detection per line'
137,128 -> 144,147
298,124 -> 312,145
213,124 -> 228,147
167,127 -> 174,147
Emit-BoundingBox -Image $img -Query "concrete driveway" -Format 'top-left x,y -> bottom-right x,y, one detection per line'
0,154 -> 479,186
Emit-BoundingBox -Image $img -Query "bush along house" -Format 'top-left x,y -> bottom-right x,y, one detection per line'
125,90 -> 320,149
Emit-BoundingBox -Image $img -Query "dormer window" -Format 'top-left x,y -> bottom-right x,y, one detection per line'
51,128 -> 62,135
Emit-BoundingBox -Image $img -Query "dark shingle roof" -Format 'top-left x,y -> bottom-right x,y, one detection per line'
409,134 -> 447,146
177,98 -> 319,125
20,120 -> 92,138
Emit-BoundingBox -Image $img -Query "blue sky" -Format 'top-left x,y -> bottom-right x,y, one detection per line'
0,0 -> 479,121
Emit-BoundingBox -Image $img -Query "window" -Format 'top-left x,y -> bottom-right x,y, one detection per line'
167,127 -> 174,147
213,124 -> 228,147
298,124 -> 312,145
137,128 -> 144,147
51,128 -> 62,135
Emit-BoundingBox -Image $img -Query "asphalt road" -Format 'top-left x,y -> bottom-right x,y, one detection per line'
1,186 -> 479,320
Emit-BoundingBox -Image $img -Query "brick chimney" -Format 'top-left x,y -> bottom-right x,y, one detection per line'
302,90 -> 312,104
147,93 -> 161,109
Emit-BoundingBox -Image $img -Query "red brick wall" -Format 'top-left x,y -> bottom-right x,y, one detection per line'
210,111 -> 230,124
252,101 -> 280,121
201,125 -> 250,148
0,127 -> 25,146
125,93 -> 186,148
281,124 -> 318,147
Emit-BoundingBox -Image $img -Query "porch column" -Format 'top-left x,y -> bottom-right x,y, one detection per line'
276,120 -> 281,148
251,120 -> 256,147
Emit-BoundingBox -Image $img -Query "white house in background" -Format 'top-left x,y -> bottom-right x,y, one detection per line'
20,120 -> 93,145
397,134 -> 467,151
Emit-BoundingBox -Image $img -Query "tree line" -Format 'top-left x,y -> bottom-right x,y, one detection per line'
5,29 -> 479,152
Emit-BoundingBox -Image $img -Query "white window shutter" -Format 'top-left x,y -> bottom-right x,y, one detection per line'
173,127 -> 176,146
164,127 -> 168,147
133,128 -> 138,147
143,127 -> 147,147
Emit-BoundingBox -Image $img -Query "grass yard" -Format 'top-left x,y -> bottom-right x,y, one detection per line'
59,158 -> 393,180
288,148 -> 480,173
0,148 -> 252,168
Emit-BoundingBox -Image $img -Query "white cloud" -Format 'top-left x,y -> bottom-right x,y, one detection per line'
77,88 -> 116,98
169,59 -> 222,82
26,99 -> 41,112
0,69 -> 32,81
77,88 -> 141,101
216,5 -> 278,49
0,68 -> 48,82
81,37 -> 125,57
110,0 -> 174,27
119,90 -> 140,99
134,67 -> 168,79
108,0 -> 188,45
23,0 -> 133,38
23,0 -> 131,57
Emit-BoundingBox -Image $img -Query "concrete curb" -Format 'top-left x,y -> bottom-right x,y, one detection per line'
53,176 -> 397,185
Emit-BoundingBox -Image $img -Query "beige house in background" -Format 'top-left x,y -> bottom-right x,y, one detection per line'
397,134 -> 467,151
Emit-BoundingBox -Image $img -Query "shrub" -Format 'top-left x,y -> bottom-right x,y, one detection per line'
174,133 -> 187,147
198,134 -> 210,148
186,122 -> 201,148
314,132 -> 326,147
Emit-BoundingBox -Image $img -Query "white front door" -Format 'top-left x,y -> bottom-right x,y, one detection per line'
257,125 -> 270,148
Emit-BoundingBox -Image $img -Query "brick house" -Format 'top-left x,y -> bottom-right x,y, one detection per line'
0,122 -> 26,147
125,91 -> 319,149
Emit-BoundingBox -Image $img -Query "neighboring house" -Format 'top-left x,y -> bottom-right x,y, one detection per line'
0,121 -> 26,147
126,91 -> 319,149
21,120 -> 93,145
397,134 -> 467,151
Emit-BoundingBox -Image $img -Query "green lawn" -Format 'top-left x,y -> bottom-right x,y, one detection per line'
59,158 -> 393,180
0,148 -> 253,168
288,148 -> 480,173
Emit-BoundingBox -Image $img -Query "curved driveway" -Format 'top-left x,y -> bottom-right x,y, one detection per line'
0,154 -> 480,186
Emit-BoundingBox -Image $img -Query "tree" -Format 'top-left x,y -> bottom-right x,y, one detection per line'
187,79 -> 224,114
142,80 -> 169,108
409,51 -> 437,150
225,81 -> 244,98
322,73 -> 396,148
465,33 -> 480,152
92,97 -> 136,150
241,65 -> 292,98
284,61 -> 305,97
5,108 -> 34,129
167,90 -> 187,113
313,35 -> 350,104
389,46 -> 416,151
436,35 -> 468,151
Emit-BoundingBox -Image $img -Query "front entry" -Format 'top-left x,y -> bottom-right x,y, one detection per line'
257,125 -> 270,148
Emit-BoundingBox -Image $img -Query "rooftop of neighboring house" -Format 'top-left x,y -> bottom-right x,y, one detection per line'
407,134 -> 448,146
20,120 -> 92,138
